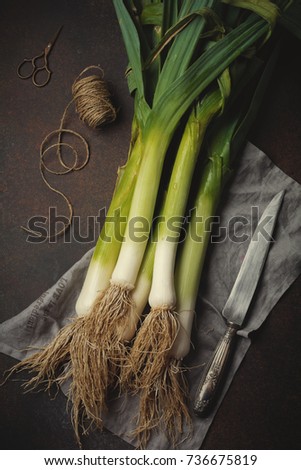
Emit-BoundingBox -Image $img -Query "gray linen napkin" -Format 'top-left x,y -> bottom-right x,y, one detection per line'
0,142 -> 300,449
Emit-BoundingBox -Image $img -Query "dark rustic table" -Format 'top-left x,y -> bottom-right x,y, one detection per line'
0,0 -> 300,450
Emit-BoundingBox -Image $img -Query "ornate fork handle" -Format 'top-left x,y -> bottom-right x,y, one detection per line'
194,322 -> 239,417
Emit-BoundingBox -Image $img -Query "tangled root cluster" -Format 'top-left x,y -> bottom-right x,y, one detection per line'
7,284 -> 134,445
122,306 -> 192,448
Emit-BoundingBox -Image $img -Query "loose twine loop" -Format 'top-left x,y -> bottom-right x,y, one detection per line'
21,65 -> 117,239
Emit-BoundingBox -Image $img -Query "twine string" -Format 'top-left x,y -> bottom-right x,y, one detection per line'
21,66 -> 117,240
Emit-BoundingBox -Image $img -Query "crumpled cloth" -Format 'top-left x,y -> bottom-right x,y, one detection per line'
0,142 -> 300,449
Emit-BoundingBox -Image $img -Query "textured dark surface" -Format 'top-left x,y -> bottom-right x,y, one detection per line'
0,0 -> 300,450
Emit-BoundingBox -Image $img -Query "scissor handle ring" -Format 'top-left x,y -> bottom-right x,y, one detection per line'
17,58 -> 35,79
32,66 -> 52,87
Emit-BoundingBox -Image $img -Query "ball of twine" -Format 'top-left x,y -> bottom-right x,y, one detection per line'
21,65 -> 117,240
72,68 -> 117,128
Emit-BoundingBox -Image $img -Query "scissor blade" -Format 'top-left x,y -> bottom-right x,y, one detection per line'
47,25 -> 63,50
222,190 -> 284,327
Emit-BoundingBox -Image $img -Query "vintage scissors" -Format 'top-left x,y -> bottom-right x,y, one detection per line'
17,26 -> 63,87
